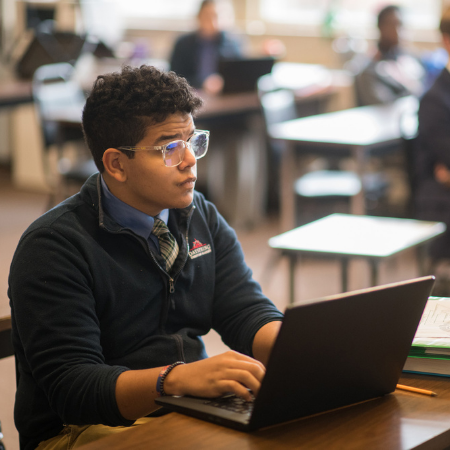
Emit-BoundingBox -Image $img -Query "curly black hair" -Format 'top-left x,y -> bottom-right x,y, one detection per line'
82,65 -> 203,172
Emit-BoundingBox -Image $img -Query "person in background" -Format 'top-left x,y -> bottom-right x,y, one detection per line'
355,4 -> 426,106
8,65 -> 283,450
414,7 -> 450,295
169,0 -> 243,94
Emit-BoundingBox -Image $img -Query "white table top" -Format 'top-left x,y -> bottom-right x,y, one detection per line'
269,95 -> 419,148
268,214 -> 446,258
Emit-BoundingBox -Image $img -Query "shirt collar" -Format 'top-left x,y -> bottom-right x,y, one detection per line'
100,175 -> 169,240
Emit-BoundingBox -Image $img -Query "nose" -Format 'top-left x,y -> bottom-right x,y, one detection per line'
179,141 -> 196,169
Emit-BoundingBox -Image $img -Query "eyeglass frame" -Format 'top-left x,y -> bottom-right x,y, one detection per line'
116,130 -> 210,167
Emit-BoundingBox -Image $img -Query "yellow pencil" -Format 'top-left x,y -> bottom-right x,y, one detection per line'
396,384 -> 437,397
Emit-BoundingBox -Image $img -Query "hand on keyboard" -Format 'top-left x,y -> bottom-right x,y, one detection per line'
163,351 -> 265,402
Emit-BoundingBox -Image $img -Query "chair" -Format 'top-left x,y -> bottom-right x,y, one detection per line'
0,316 -> 13,362
259,88 -> 366,222
32,62 -> 97,209
0,315 -> 15,450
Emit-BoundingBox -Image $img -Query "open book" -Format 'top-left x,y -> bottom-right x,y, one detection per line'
403,297 -> 450,376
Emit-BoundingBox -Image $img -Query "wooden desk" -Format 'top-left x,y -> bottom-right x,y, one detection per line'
269,96 -> 419,231
269,214 -> 445,304
78,373 -> 450,450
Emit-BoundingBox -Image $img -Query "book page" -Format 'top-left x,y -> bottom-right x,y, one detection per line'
415,298 -> 450,340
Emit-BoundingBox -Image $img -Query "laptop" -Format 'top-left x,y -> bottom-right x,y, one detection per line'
155,276 -> 435,431
218,57 -> 275,94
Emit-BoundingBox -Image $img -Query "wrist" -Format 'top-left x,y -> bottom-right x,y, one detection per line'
156,361 -> 185,396
162,363 -> 185,396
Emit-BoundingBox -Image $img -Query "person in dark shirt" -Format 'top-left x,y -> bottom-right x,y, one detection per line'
355,4 -> 425,106
169,0 -> 243,94
414,8 -> 450,293
8,65 -> 283,450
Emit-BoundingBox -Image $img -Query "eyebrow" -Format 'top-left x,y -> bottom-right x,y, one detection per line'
154,129 -> 196,145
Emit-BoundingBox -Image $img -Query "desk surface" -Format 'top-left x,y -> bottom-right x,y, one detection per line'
269,214 -> 446,258
78,373 -> 450,450
269,95 -> 418,149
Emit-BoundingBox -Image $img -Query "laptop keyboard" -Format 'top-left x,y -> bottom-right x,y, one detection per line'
203,393 -> 254,415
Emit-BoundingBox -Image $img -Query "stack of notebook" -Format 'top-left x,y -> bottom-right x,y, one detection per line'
403,296 -> 450,377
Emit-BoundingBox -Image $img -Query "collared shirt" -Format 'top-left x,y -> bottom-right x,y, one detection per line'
100,175 -> 168,252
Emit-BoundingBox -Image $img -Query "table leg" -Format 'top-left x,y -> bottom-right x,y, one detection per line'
288,253 -> 296,305
416,245 -> 429,276
369,259 -> 379,286
341,258 -> 349,292
280,141 -> 296,232
350,144 -> 366,215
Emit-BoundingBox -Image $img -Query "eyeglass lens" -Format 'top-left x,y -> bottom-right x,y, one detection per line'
164,133 -> 209,167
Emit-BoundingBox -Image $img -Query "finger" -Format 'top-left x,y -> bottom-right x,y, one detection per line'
222,368 -> 262,396
224,351 -> 266,374
223,358 -> 266,383
219,380 -> 255,402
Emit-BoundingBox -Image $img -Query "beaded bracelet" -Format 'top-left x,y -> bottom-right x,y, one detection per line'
156,361 -> 185,396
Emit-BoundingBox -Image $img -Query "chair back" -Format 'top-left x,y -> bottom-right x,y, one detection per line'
32,62 -> 86,147
257,73 -> 278,98
260,89 -> 297,127
0,316 -> 13,360
0,315 -> 20,449
32,63 -> 95,208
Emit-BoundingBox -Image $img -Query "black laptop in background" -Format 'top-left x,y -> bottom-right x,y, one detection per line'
218,56 -> 275,94
156,276 -> 435,431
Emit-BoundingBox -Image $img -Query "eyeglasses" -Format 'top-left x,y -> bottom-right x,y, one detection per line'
118,130 -> 210,167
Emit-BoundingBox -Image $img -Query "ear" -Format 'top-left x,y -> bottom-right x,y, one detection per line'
102,148 -> 128,182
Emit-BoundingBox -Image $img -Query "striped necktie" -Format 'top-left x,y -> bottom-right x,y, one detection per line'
152,218 -> 179,272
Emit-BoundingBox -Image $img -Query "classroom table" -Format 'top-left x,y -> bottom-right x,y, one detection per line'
77,372 -> 450,450
268,213 -> 446,304
269,95 -> 419,232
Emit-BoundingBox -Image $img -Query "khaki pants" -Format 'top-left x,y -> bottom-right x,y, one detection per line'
36,417 -> 153,450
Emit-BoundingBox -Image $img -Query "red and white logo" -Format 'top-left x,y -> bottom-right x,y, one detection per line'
189,238 -> 212,259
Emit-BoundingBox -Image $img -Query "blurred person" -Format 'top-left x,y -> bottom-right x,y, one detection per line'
169,0 -> 244,94
414,7 -> 450,295
355,5 -> 426,106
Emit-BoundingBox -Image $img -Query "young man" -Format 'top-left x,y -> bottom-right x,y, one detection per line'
8,65 -> 283,450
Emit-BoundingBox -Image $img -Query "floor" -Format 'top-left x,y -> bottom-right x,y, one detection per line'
0,167 -> 421,450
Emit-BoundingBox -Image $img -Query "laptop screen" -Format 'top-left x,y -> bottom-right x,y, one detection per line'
218,57 -> 275,94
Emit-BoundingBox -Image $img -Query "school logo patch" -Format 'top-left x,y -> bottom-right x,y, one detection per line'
189,238 -> 212,259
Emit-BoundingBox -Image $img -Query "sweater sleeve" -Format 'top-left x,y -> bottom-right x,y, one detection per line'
202,200 -> 284,356
9,227 -> 134,427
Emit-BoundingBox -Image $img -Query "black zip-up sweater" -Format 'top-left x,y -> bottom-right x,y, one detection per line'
8,174 -> 283,450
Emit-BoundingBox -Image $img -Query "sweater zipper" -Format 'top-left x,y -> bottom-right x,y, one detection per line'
166,205 -> 195,311
168,204 -> 196,296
